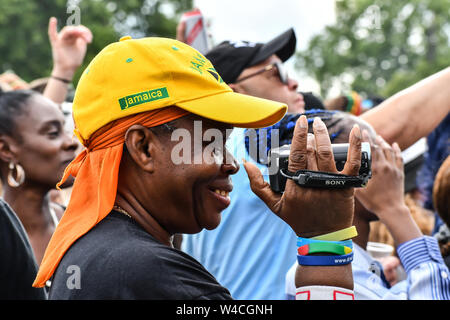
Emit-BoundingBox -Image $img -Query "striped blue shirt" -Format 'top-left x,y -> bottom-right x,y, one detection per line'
286,236 -> 450,299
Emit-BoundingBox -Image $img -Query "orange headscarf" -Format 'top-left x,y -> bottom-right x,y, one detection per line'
33,106 -> 189,287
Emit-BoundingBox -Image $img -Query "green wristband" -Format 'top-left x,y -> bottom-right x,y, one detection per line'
297,242 -> 352,256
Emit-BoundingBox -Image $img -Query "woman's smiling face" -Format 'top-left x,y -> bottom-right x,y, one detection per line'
144,114 -> 240,234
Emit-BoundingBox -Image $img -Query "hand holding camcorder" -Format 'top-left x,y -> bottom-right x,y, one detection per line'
243,116 -> 365,239
269,142 -> 372,193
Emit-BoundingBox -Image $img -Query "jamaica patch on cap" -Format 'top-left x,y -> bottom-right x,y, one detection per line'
118,87 -> 169,110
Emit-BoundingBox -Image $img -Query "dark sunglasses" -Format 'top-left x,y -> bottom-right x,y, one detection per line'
234,61 -> 289,84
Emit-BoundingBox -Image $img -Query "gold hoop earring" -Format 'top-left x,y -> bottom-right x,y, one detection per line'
7,162 -> 25,187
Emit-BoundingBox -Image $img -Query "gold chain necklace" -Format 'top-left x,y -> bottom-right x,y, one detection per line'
112,206 -> 175,246
112,205 -> 132,219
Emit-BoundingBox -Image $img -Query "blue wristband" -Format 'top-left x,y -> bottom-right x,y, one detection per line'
297,252 -> 354,266
297,237 -> 353,249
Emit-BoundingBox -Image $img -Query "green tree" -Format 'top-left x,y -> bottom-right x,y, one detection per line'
296,0 -> 450,99
0,0 -> 192,84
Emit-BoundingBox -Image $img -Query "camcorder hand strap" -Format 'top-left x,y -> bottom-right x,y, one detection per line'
280,169 -> 369,189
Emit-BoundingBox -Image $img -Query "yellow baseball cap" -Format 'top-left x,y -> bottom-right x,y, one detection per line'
72,36 -> 287,143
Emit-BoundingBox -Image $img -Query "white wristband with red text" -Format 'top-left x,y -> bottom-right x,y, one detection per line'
296,286 -> 355,300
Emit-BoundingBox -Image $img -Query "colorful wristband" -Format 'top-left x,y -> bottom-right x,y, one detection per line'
345,94 -> 354,113
297,242 -> 352,256
311,226 -> 358,241
297,237 -> 353,249
297,252 -> 354,266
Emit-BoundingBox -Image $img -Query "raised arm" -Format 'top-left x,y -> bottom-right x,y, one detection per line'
43,17 -> 92,105
244,116 -> 362,297
355,134 -> 450,299
361,67 -> 450,150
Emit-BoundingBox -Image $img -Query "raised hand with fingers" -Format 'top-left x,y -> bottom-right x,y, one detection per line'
355,133 -> 422,245
48,17 -> 93,81
243,115 -> 362,238
355,133 -> 404,214
244,115 -> 362,290
44,17 -> 93,104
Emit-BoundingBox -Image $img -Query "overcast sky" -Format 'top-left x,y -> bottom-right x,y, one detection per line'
193,0 -> 337,93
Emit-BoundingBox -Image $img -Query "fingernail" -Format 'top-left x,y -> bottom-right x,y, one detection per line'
313,117 -> 322,126
241,158 -> 247,164
299,115 -> 307,128
353,124 -> 361,139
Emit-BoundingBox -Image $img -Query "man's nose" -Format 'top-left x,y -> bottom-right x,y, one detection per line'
287,77 -> 298,91
221,149 -> 240,175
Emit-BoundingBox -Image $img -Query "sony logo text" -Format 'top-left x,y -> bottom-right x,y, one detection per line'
325,180 -> 345,186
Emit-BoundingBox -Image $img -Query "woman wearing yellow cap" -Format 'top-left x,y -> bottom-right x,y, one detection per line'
34,37 -> 363,300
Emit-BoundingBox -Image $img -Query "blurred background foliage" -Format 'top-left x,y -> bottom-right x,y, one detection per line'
0,0 -> 193,85
296,0 -> 450,99
0,0 -> 448,100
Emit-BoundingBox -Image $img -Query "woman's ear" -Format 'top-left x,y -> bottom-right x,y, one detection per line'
124,125 -> 159,173
0,135 -> 18,163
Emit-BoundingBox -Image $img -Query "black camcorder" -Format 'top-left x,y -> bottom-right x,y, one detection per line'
269,142 -> 372,193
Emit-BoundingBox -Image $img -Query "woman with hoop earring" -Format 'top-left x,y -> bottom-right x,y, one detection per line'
0,89 -> 78,267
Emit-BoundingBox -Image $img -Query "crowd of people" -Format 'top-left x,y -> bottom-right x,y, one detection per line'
0,11 -> 449,301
